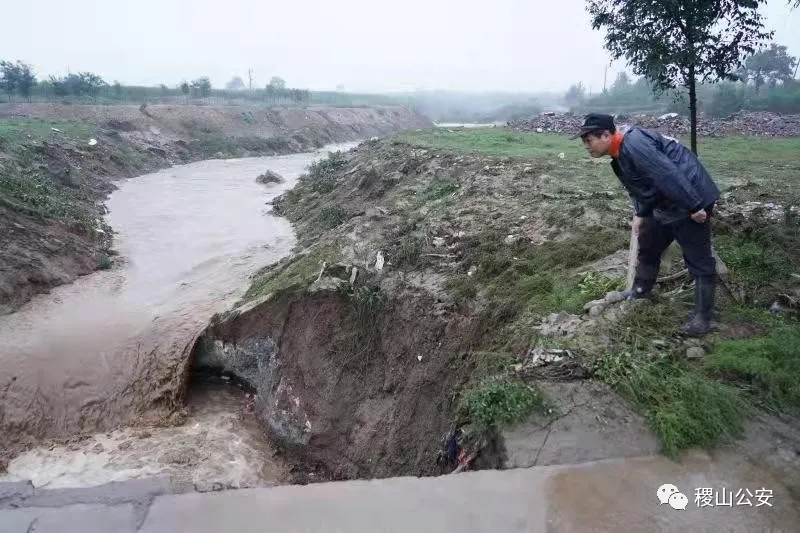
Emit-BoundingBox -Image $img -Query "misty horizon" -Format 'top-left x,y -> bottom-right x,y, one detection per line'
1,0 -> 798,95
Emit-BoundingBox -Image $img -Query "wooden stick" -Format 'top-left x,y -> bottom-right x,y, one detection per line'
626,216 -> 638,291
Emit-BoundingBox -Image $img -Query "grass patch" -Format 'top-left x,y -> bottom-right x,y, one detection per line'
394,128 -> 800,200
704,323 -> 800,411
392,235 -> 425,269
577,271 -> 625,301
242,248 -> 332,302
459,377 -> 549,433
459,226 -> 629,325
592,351 -> 748,457
305,150 -> 349,193
317,203 -> 349,229
350,284 -> 387,327
0,118 -> 93,150
0,170 -> 96,228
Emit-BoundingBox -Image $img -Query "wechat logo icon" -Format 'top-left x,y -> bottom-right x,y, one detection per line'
657,483 -> 689,510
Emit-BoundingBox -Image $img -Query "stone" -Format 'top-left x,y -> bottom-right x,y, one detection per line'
583,298 -> 606,312
588,304 -> 605,317
603,291 -> 627,304
686,347 -> 706,359
504,235 -> 519,245
432,237 -> 446,247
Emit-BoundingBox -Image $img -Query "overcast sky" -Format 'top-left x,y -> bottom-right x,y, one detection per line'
2,0 -> 798,94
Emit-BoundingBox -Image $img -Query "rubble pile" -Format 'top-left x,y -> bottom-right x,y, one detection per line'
508,111 -> 800,138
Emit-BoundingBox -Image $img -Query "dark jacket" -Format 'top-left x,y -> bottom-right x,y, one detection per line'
610,126 -> 720,224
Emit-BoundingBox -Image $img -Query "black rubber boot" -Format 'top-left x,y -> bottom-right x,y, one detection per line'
680,276 -> 715,337
626,262 -> 660,299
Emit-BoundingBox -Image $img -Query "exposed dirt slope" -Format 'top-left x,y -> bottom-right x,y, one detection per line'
0,104 -> 430,314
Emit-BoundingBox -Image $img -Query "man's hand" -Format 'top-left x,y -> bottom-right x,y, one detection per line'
690,209 -> 708,223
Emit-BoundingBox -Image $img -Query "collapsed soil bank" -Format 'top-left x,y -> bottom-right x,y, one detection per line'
0,103 -> 431,314
192,283 -> 492,482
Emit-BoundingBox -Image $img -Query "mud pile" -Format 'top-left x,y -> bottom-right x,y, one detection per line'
509,111 -> 800,137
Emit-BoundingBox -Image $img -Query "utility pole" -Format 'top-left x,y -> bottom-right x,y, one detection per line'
248,69 -> 253,92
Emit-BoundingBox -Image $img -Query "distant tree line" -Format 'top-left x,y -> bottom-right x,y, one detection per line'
564,41 -> 799,117
0,61 -> 316,106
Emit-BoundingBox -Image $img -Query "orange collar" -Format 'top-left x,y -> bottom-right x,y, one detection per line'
610,132 -> 624,158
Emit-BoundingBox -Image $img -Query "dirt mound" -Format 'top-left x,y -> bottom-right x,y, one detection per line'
509,110 -> 800,137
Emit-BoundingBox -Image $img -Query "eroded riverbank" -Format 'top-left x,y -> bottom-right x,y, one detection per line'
0,143 -> 357,477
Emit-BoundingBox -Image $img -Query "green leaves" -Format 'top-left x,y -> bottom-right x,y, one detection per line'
585,0 -> 774,92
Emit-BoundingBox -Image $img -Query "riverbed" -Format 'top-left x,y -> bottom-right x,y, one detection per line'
0,142 -> 358,489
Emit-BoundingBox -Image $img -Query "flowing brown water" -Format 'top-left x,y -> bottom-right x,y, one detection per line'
0,143 -> 358,488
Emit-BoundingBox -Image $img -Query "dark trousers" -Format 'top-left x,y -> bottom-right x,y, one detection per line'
634,205 -> 716,292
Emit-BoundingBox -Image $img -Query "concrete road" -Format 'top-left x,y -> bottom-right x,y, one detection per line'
2,451 -> 798,533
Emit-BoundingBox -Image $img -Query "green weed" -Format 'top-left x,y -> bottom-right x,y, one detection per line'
317,203 -> 349,229
592,350 -> 748,457
459,377 -> 549,433
704,324 -> 800,411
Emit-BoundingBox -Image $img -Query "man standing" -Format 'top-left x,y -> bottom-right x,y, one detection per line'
573,113 -> 721,336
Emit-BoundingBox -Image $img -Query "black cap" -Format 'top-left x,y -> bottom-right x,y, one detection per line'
570,113 -> 616,139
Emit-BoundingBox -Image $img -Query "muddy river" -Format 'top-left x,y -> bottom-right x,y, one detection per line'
0,142 -> 358,489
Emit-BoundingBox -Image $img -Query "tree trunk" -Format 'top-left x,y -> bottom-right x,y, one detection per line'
688,64 -> 698,155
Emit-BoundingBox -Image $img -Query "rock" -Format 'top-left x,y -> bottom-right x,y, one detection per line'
583,298 -> 606,312
588,304 -> 605,317
604,291 -> 627,304
521,348 -> 569,368
686,347 -> 706,359
432,237 -> 446,247
504,235 -> 519,245
467,265 -> 477,277
651,339 -> 668,348
118,440 -> 133,451
375,251 -> 385,271
256,170 -> 285,185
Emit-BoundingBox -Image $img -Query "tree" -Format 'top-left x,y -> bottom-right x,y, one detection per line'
612,71 -> 631,91
741,43 -> 797,92
180,81 -> 189,96
0,60 -> 37,100
191,77 -> 212,98
268,76 -> 286,91
565,82 -> 587,108
113,81 -> 123,99
586,0 -> 773,154
48,72 -> 106,98
225,76 -> 246,91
